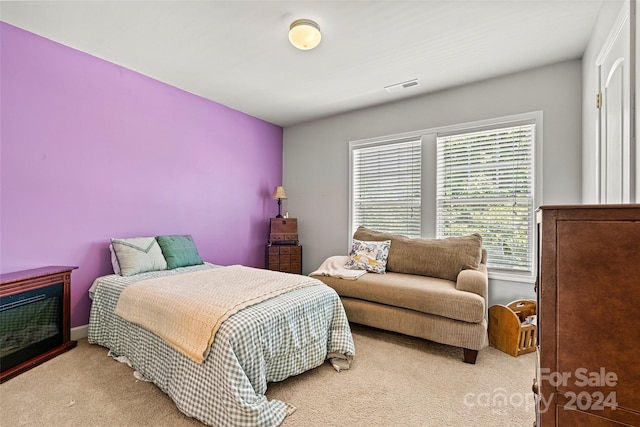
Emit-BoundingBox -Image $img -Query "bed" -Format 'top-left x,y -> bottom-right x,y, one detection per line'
88,262 -> 355,427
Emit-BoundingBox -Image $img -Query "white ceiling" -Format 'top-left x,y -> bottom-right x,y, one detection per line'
0,0 -> 606,127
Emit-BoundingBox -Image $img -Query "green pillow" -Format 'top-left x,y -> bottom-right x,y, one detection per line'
156,235 -> 204,269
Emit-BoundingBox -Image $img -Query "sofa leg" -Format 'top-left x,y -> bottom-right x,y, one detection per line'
463,348 -> 478,364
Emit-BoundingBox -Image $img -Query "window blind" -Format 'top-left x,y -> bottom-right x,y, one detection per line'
436,125 -> 534,273
352,139 -> 421,238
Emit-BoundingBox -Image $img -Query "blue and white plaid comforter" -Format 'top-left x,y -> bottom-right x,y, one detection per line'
88,263 -> 355,427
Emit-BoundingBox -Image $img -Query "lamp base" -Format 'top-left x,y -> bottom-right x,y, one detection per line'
275,214 -> 283,218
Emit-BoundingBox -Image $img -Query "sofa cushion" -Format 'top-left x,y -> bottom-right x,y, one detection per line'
315,272 -> 485,323
353,227 -> 482,281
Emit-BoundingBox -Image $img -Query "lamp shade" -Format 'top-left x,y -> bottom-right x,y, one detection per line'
288,19 -> 321,50
271,186 -> 287,199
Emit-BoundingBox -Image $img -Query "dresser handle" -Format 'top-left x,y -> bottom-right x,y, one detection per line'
532,378 -> 538,395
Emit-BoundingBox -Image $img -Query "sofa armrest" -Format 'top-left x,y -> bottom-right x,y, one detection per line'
456,264 -> 488,299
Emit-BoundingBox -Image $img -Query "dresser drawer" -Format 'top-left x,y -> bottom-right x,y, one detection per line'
268,255 -> 280,264
279,263 -> 292,272
279,255 -> 291,263
269,233 -> 299,241
290,263 -> 302,274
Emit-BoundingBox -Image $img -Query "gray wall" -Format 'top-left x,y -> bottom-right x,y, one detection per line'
582,0 -> 626,203
282,60 -> 582,306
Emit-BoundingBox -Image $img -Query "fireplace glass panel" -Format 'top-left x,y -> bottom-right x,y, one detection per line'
0,282 -> 63,372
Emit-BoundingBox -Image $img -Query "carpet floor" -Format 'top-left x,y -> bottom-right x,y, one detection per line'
0,324 -> 535,426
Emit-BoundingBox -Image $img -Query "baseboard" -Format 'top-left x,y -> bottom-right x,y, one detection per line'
71,324 -> 89,341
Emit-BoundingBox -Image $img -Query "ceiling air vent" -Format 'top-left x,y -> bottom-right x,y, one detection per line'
384,79 -> 421,93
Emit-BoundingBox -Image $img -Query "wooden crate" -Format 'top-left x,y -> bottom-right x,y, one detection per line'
488,299 -> 537,357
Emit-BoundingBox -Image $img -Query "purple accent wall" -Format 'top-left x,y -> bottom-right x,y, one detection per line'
0,22 -> 284,327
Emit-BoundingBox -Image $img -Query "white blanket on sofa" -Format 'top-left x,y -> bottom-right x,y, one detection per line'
310,255 -> 367,280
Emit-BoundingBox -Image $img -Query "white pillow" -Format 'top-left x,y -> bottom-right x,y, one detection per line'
110,237 -> 167,276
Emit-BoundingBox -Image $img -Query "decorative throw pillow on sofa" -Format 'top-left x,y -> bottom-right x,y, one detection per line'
111,237 -> 168,276
344,239 -> 391,274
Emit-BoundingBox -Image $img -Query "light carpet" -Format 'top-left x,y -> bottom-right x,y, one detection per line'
0,324 -> 535,426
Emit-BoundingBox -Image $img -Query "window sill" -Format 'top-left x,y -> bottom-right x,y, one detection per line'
488,270 -> 536,284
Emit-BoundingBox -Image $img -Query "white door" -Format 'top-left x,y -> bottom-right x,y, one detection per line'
597,0 -> 635,204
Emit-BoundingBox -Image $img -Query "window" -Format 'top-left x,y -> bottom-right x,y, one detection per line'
436,124 -> 535,276
350,138 -> 421,238
349,112 -> 541,282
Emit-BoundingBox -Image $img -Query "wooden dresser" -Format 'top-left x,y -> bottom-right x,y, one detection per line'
535,205 -> 640,426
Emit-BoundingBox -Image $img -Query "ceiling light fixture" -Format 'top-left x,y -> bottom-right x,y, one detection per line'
288,19 -> 321,50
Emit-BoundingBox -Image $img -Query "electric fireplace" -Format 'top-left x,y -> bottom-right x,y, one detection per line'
0,266 -> 77,382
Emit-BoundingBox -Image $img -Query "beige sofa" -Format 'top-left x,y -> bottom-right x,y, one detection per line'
311,227 -> 489,363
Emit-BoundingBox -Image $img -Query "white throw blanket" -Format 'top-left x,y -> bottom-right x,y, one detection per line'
114,265 -> 317,363
309,255 -> 367,280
